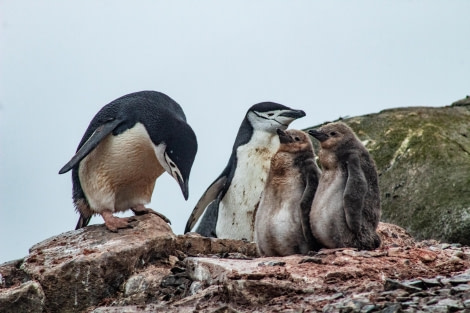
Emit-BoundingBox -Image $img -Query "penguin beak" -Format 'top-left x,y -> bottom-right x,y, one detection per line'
308,129 -> 329,142
277,128 -> 291,144
280,109 -> 306,119
178,176 -> 189,200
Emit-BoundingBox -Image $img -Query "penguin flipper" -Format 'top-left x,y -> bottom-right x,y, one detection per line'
343,153 -> 367,234
58,118 -> 123,174
184,176 -> 227,233
300,159 -> 322,251
194,201 -> 219,237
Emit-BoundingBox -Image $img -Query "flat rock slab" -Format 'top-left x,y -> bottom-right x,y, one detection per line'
20,214 -> 175,312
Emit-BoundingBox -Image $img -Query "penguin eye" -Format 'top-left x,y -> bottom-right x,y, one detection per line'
294,137 -> 300,141
267,113 -> 274,117
169,162 -> 176,168
330,131 -> 337,136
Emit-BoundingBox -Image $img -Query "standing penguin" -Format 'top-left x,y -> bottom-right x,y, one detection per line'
184,102 -> 305,241
59,91 -> 198,232
255,129 -> 322,256
308,122 -> 381,250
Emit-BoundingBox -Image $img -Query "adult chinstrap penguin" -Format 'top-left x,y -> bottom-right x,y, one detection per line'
59,90 -> 198,232
185,102 -> 305,241
308,122 -> 381,250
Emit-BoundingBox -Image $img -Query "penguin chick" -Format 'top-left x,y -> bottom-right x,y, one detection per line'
184,102 -> 306,241
308,122 -> 381,250
255,129 -> 322,256
59,91 -> 198,232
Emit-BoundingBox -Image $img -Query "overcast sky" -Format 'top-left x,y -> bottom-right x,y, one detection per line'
1,1 -> 469,263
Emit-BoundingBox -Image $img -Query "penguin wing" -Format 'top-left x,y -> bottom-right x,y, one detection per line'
343,153 -> 368,233
58,118 -> 124,174
300,158 -> 322,251
184,175 -> 227,233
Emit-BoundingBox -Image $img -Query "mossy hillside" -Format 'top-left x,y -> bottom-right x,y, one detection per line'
306,104 -> 470,244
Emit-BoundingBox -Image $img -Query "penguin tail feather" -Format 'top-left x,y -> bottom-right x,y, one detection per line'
75,214 -> 92,230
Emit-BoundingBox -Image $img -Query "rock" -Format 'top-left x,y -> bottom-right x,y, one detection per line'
0,280 -> 45,313
1,220 -> 470,312
120,265 -> 169,305
436,298 -> 464,310
308,104 -> 470,245
0,214 -> 257,313
20,214 -> 175,313
448,273 -> 470,285
0,259 -> 29,288
381,303 -> 402,313
410,248 -> 438,263
451,284 -> 470,294
298,257 -> 323,264
421,278 -> 442,288
464,299 -> 470,308
257,260 -> 286,267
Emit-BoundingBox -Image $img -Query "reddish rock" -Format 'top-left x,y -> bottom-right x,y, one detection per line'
0,217 -> 469,313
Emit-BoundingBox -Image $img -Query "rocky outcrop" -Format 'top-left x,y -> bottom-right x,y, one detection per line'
0,215 -> 257,313
1,215 -> 470,313
307,102 -> 470,245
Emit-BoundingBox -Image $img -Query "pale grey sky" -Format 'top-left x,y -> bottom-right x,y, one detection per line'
1,1 -> 469,263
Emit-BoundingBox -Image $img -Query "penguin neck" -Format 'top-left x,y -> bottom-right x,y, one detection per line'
244,129 -> 280,152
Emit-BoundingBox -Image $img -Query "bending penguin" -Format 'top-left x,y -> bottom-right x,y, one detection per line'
308,122 -> 381,250
59,91 -> 198,232
184,102 -> 305,241
255,129 -> 322,256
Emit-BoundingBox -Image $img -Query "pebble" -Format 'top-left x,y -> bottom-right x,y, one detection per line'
451,284 -> 470,294
422,304 -> 448,313
436,288 -> 451,296
257,260 -> 286,267
421,278 -> 442,288
360,304 -> 376,313
298,257 -> 323,264
464,299 -> 470,308
384,278 -> 422,293
381,303 -> 401,313
437,298 -> 464,310
189,281 -> 203,295
403,279 -> 425,289
449,273 -> 470,285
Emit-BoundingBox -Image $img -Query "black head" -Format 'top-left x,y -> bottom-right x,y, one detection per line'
246,102 -> 306,132
154,120 -> 198,200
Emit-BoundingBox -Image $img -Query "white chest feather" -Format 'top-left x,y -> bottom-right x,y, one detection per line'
216,130 -> 280,241
79,123 -> 165,213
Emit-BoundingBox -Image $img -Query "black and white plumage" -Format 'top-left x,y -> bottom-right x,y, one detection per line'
59,91 -> 198,232
184,102 -> 305,241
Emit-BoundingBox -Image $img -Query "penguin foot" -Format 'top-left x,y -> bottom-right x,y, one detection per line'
101,211 -> 136,232
131,205 -> 171,224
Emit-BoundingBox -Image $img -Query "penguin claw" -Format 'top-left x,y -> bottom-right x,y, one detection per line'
131,206 -> 171,224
